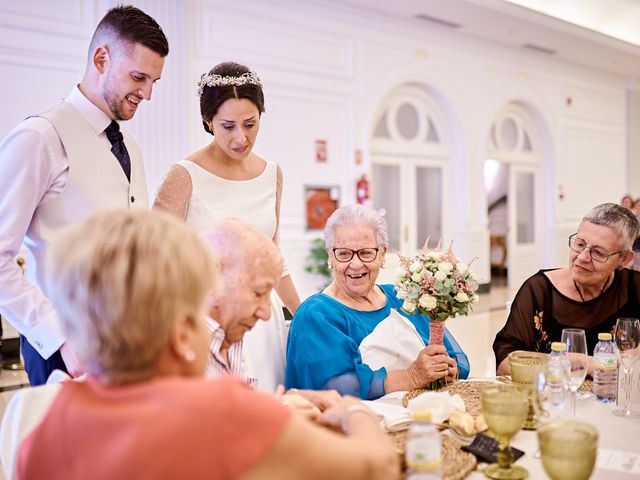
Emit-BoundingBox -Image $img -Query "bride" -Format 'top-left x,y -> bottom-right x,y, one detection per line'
154,62 -> 300,392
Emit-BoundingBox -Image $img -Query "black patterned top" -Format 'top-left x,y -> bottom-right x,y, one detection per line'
493,268 -> 640,367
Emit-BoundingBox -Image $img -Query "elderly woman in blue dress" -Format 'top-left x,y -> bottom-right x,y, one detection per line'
286,205 -> 469,400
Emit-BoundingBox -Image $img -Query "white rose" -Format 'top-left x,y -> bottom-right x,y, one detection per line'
427,251 -> 442,259
394,267 -> 408,278
455,291 -> 469,303
411,271 -> 424,283
409,260 -> 422,273
434,271 -> 446,282
470,271 -> 478,280
438,262 -> 453,274
456,262 -> 468,273
472,294 -> 480,304
402,299 -> 417,313
418,294 -> 437,310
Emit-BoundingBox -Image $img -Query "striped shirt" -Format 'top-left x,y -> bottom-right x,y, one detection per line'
205,317 -> 256,388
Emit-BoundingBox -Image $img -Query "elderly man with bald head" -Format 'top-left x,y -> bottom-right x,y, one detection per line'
202,218 -> 340,414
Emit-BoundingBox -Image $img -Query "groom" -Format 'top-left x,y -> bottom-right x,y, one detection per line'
0,5 -> 169,385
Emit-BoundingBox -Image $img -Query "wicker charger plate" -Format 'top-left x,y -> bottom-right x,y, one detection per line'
402,380 -> 497,416
497,376 -> 592,393
578,379 -> 593,393
390,429 -> 476,480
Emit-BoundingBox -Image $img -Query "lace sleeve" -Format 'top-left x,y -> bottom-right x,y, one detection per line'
274,164 -> 289,277
152,164 -> 192,221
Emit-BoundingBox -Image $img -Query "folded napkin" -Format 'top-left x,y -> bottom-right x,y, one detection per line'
363,395 -> 412,432
359,308 -> 425,371
407,391 -> 466,424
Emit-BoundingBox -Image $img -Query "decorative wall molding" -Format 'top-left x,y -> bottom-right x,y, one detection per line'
0,47 -> 82,72
562,82 -> 625,126
195,2 -> 353,80
0,1 -> 94,39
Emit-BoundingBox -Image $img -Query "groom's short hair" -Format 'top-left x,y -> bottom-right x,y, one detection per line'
89,5 -> 169,58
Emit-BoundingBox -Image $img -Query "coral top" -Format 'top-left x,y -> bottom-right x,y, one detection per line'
17,376 -> 291,480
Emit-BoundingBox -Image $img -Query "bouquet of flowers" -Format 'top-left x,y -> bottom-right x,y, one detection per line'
394,241 -> 479,345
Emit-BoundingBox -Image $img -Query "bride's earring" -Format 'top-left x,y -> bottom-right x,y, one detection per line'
184,350 -> 196,363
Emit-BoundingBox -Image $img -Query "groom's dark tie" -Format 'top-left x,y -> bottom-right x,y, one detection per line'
104,121 -> 131,182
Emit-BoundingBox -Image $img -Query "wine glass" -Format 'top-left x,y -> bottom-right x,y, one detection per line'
537,420 -> 598,480
561,328 -> 590,414
480,384 -> 529,479
613,318 -> 640,418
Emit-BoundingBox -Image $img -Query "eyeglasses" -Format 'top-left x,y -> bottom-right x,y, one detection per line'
568,233 -> 623,263
332,247 -> 380,263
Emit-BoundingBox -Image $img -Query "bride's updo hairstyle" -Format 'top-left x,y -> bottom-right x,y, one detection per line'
198,61 -> 265,136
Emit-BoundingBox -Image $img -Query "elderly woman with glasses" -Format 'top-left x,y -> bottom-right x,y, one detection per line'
286,205 -> 469,400
493,202 -> 640,375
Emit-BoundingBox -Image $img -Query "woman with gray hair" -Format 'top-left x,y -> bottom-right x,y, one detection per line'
494,202 -> 640,375
286,204 -> 469,399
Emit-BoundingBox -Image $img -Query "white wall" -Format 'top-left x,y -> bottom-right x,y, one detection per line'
0,0 -> 632,299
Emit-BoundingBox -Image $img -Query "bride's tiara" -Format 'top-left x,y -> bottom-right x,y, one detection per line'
197,71 -> 263,96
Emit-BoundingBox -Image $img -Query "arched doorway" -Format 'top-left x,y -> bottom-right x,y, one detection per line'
484,102 -> 548,293
369,83 -> 453,281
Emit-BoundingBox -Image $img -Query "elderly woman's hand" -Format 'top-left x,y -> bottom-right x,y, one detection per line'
445,355 -> 458,383
317,396 -> 381,434
294,388 -> 342,411
407,345 -> 453,389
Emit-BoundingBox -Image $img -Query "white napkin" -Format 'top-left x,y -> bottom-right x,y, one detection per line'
359,308 -> 425,371
407,391 -> 466,424
363,394 -> 412,432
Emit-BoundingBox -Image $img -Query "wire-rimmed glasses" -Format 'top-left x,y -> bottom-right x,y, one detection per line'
332,247 -> 379,263
568,234 -> 623,263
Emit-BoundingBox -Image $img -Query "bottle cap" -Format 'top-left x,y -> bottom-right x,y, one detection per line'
551,342 -> 566,352
412,409 -> 432,422
598,332 -> 612,341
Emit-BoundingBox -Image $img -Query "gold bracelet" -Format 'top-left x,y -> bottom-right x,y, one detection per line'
341,404 -> 382,434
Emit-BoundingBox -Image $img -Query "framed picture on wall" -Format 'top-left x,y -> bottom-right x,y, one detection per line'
305,185 -> 340,230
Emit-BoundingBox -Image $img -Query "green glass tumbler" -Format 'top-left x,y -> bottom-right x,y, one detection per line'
509,351 -> 549,430
538,420 -> 598,480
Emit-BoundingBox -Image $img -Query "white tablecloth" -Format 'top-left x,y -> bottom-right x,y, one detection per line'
465,396 -> 640,479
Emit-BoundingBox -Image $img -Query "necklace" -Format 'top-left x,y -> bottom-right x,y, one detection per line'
573,275 -> 612,302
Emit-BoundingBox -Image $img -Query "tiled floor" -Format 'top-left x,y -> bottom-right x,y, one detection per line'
0,284 -> 510,479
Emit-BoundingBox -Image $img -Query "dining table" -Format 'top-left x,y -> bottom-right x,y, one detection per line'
379,377 -> 640,479
480,396 -> 640,479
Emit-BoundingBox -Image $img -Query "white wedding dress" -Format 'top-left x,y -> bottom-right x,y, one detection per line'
178,159 -> 287,392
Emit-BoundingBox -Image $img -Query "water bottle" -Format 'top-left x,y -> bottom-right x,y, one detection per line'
547,341 -> 571,408
592,332 -> 618,404
406,410 -> 442,479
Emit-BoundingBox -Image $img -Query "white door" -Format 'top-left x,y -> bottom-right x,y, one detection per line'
369,85 -> 450,284
371,157 -> 444,283
507,165 -> 538,295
